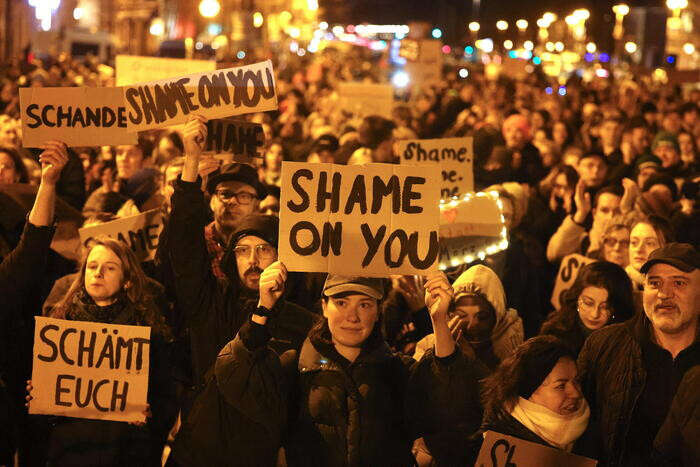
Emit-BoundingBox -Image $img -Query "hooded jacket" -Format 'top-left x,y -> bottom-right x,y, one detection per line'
413,265 -> 524,364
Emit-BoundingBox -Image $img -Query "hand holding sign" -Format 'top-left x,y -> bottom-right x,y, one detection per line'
38,140 -> 69,185
424,271 -> 453,319
183,115 -> 208,157
258,261 -> 287,310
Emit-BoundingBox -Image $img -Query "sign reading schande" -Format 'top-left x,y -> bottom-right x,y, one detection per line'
398,137 -> 474,199
279,162 -> 441,276
29,316 -> 151,423
123,60 -> 277,132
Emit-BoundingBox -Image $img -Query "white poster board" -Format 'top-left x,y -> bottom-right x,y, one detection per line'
78,209 -> 165,262
116,55 -> 216,87
337,82 -> 394,118
279,162 -> 441,276
551,254 -> 596,310
123,60 -> 277,132
398,137 -> 474,199
19,87 -> 137,148
29,316 -> 151,423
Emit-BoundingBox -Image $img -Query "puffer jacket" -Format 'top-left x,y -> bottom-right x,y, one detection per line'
413,265 -> 524,363
577,315 -> 645,467
214,319 -> 479,467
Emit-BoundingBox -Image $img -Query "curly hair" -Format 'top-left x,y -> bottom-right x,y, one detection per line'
481,335 -> 576,421
51,236 -> 170,337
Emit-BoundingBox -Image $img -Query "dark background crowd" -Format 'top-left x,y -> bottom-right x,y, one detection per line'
0,44 -> 698,467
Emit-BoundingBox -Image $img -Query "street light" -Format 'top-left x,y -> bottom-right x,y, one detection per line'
253,12 -> 263,28
612,4 -> 630,16
683,43 -> 695,54
542,12 -> 557,24
523,40 -> 534,51
199,0 -> 220,18
586,42 -> 597,53
496,20 -> 508,31
554,41 -> 564,52
516,19 -> 528,31
503,40 -> 513,50
624,41 -> 637,53
468,21 -> 480,33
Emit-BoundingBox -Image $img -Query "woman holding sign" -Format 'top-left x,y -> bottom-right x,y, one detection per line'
480,336 -> 598,459
27,237 -> 176,467
211,271 -> 484,466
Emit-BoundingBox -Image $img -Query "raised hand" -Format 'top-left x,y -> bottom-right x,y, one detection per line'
572,179 -> 591,224
182,114 -> 208,157
38,140 -> 69,185
423,271 -> 453,320
392,275 -> 425,312
258,261 -> 287,310
620,177 -> 639,214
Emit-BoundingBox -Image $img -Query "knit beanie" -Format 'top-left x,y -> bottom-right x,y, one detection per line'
652,131 -> 680,153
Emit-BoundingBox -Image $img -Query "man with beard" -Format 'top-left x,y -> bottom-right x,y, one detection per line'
578,243 -> 700,466
164,115 -> 317,416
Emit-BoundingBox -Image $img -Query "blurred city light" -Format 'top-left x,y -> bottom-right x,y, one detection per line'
516,19 -> 528,31
554,41 -> 564,52
468,22 -> 480,32
253,12 -> 263,28
458,68 -> 469,78
503,40 -> 513,50
586,42 -> 597,53
496,20 -> 508,31
683,43 -> 695,55
392,71 -> 410,87
319,21 -> 328,30
149,18 -> 165,36
624,41 -> 637,53
465,46 -> 474,55
431,28 -> 442,39
612,4 -> 630,16
237,50 -> 246,59
73,7 -> 83,20
476,38 -> 494,53
523,41 -> 534,51
198,0 -> 220,18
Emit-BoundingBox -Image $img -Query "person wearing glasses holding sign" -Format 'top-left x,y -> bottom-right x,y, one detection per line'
162,116 -> 317,465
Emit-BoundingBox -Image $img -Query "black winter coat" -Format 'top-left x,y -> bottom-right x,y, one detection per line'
212,319 -> 481,467
163,178 -> 317,387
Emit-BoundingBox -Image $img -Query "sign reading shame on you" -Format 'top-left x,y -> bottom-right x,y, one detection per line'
19,87 -> 138,148
398,137 -> 474,199
29,317 -> 151,423
123,60 -> 277,132
279,162 -> 441,276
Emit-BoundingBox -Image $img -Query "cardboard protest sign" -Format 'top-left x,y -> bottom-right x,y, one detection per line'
438,192 -> 507,270
398,137 -> 473,198
123,60 -> 277,132
116,55 -> 216,86
476,431 -> 597,467
279,162 -> 441,276
19,87 -> 137,148
404,39 -> 443,85
204,118 -> 264,158
78,209 -> 164,262
29,316 -> 151,423
551,253 -> 596,310
337,82 -> 393,118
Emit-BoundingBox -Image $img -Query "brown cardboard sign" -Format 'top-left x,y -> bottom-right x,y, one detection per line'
476,431 -> 597,467
551,254 -> 596,310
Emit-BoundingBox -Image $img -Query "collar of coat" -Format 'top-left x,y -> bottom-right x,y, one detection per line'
298,319 -> 393,373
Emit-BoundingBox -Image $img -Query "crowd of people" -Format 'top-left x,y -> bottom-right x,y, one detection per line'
0,45 -> 699,466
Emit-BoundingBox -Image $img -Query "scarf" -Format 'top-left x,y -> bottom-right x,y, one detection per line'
510,396 -> 590,452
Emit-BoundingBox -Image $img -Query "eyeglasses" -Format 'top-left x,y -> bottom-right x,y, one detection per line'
578,296 -> 613,316
232,244 -> 276,259
215,190 -> 256,205
603,237 -> 630,249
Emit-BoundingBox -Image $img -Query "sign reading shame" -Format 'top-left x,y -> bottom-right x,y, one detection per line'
205,118 -> 264,158
398,137 -> 474,199
19,87 -> 137,148
123,60 -> 277,132
115,55 -> 216,87
29,317 -> 151,423
79,209 -> 164,262
476,431 -> 597,467
551,254 -> 596,310
279,162 -> 441,276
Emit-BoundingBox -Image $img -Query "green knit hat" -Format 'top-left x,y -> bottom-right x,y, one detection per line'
652,131 -> 680,153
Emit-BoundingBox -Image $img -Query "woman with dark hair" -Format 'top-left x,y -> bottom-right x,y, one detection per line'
481,336 -> 595,457
27,237 -> 176,466
0,146 -> 29,183
540,261 -> 635,354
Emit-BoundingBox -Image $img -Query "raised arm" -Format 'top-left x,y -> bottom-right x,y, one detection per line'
423,271 -> 456,358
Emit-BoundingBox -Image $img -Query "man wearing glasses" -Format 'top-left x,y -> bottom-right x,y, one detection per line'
163,115 -> 316,422
577,243 -> 700,466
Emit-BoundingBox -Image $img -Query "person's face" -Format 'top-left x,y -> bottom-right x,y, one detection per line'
449,295 -> 497,343
637,166 -> 659,188
0,151 -> 19,183
100,146 -> 114,160
210,180 -> 259,232
116,145 -> 144,179
678,133 -> 694,156
265,143 -> 283,170
233,235 -> 277,290
599,121 -> 619,147
158,137 -> 180,161
323,294 -> 379,349
504,125 -> 526,150
317,149 -> 334,163
0,125 -> 17,148
603,227 -> 630,267
552,173 -> 573,201
500,198 -> 515,230
593,193 -> 621,223
654,144 -> 680,168
662,113 -> 681,134
577,157 -> 607,188
528,357 -> 583,416
643,264 -> 699,336
577,286 -> 613,330
631,127 -> 649,154
552,122 -> 568,146
84,245 -> 125,305
629,223 -> 661,271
